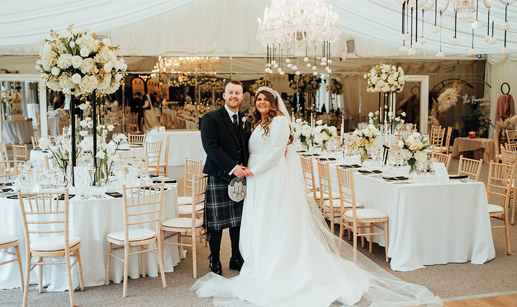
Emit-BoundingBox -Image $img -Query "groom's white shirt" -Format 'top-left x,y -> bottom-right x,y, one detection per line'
224,104 -> 240,175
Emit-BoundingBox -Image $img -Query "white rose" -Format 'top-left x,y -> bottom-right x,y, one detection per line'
369,112 -> 373,117
80,47 -> 89,57
79,130 -> 89,137
103,62 -> 112,72
51,67 -> 60,76
114,73 -> 123,82
107,124 -> 114,131
316,120 -> 323,125
71,55 -> 83,68
401,112 -> 406,117
102,38 -> 111,46
71,73 -> 82,84
39,137 -> 51,149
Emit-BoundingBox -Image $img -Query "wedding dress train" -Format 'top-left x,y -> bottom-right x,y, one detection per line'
192,116 -> 441,307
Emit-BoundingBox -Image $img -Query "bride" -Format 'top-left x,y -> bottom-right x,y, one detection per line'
191,87 -> 442,307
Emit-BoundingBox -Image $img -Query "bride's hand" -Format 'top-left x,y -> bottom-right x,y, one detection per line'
244,168 -> 253,176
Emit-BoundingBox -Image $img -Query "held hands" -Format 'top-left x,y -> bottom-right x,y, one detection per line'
232,165 -> 253,178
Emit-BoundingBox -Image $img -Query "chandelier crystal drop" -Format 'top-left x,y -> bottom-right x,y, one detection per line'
257,0 -> 341,75
152,56 -> 220,75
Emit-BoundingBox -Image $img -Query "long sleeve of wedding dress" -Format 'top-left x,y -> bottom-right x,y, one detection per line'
249,116 -> 290,176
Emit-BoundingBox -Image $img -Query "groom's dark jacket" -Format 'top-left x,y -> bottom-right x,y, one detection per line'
201,107 -> 251,181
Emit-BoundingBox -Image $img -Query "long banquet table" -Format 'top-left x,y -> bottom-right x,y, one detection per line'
146,130 -> 206,166
0,185 -> 180,291
310,158 -> 495,271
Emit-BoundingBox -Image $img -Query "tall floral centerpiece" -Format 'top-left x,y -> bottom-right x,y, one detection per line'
313,120 -> 338,151
364,64 -> 407,135
397,132 -> 430,173
349,124 -> 381,163
36,24 -> 127,185
368,111 -> 380,128
293,119 -> 313,149
182,104 -> 196,117
250,77 -> 273,94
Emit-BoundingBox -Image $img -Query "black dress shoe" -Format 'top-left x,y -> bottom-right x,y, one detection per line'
229,257 -> 244,271
208,255 -> 222,275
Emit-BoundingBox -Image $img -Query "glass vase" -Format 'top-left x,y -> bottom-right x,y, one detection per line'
360,150 -> 369,164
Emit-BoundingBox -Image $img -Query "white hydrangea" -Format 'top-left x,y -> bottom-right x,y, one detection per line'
56,54 -> 73,69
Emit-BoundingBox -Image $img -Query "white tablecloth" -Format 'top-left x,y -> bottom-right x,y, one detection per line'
30,148 -> 145,164
342,133 -> 398,147
48,117 -> 60,136
26,104 -> 39,122
0,186 -> 180,291
2,121 -> 34,144
146,130 -> 206,166
353,172 -> 495,271
309,158 -> 495,271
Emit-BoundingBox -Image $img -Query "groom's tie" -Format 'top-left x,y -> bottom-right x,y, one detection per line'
232,114 -> 239,132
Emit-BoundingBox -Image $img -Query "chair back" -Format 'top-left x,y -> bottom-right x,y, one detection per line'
397,129 -> 416,140
163,136 -> 170,163
12,145 -> 28,162
430,125 -> 441,136
0,141 -> 8,161
486,162 -> 515,211
433,152 -> 452,171
190,175 -> 208,219
429,127 -> 445,155
18,190 -> 72,254
300,157 -> 317,198
184,158 -> 203,196
336,167 -> 358,219
501,149 -> 517,165
457,155 -> 483,181
443,127 -> 452,154
122,182 -> 165,240
31,136 -> 41,150
146,141 -> 163,166
505,143 -> 517,152
507,129 -> 517,144
316,160 -> 333,202
0,160 -> 18,181
128,133 -> 145,146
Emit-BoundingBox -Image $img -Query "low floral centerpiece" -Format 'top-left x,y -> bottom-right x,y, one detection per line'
349,124 -> 381,163
397,132 -> 430,173
364,63 -> 407,93
181,104 -> 196,117
313,120 -> 338,151
293,119 -> 313,149
197,105 -> 210,118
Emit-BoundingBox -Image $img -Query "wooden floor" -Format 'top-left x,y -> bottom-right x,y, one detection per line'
444,294 -> 517,307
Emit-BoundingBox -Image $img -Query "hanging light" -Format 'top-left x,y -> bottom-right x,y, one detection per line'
456,0 -> 475,22
257,0 -> 341,74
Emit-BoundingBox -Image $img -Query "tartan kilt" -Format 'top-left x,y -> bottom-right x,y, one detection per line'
204,175 -> 244,230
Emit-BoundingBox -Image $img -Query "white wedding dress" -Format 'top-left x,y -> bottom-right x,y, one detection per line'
192,116 -> 442,307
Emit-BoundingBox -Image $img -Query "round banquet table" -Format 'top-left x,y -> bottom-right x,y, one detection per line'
2,121 -> 34,144
30,147 -> 145,164
0,185 -> 180,291
146,130 -> 206,166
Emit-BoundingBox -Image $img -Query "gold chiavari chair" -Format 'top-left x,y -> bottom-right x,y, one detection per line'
300,156 -> 318,204
0,234 -> 24,291
426,127 -> 446,157
158,136 -> 170,177
145,140 -> 163,176
397,129 -> 416,140
178,158 -> 204,216
316,160 -> 342,231
505,143 -> 517,152
486,162 -> 515,255
457,155 -> 483,181
128,133 -> 145,146
433,152 -> 452,172
507,129 -> 517,144
105,182 -> 167,297
18,189 -> 84,307
31,136 -> 41,150
0,160 -> 18,181
337,167 -> 389,262
161,175 -> 208,278
501,149 -> 517,225
0,141 -> 8,161
12,144 -> 29,162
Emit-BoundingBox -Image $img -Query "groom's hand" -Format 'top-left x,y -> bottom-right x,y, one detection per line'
232,165 -> 248,178
243,168 -> 253,176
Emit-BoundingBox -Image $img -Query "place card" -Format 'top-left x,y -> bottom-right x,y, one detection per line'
433,162 -> 450,184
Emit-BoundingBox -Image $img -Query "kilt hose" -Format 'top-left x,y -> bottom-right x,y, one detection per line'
204,175 -> 244,231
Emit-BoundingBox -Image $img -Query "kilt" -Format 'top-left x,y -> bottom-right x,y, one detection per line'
204,175 -> 244,231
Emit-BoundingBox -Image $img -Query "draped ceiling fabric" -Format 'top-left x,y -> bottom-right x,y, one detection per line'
1,0 -> 517,135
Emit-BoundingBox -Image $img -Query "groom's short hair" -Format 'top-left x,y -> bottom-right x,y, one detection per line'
226,80 -> 243,91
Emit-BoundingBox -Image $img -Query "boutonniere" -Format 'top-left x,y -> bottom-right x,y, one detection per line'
241,116 -> 247,129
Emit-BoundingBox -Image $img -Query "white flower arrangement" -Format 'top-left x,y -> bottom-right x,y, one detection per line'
368,111 -> 380,127
182,104 -> 196,117
250,77 -> 273,94
197,105 -> 211,118
36,25 -> 127,96
313,123 -> 338,151
327,78 -> 343,94
392,111 -> 406,130
1,89 -> 13,107
396,132 -> 430,173
289,74 -> 322,94
200,79 -> 225,93
349,124 -> 381,154
293,119 -> 313,147
364,63 -> 407,93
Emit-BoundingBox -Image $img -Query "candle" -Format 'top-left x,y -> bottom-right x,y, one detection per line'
311,114 -> 314,128
340,116 -> 344,137
292,111 -> 295,122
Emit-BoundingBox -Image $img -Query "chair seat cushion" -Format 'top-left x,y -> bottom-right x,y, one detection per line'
178,204 -> 204,215
309,191 -> 340,200
344,208 -> 388,220
162,218 -> 203,228
31,236 -> 81,251
107,228 -> 156,242
178,196 -> 193,206
488,204 -> 504,214
0,234 -> 18,245
322,199 -> 363,208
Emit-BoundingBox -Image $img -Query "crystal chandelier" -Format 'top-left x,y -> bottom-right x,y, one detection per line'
151,56 -> 220,75
257,0 -> 341,76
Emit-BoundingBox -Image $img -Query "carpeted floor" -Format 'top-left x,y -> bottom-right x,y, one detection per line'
2,158 -> 517,306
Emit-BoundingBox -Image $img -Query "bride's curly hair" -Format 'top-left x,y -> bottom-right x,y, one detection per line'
251,89 -> 294,145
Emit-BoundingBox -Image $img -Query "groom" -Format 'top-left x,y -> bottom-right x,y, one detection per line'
201,80 -> 251,275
